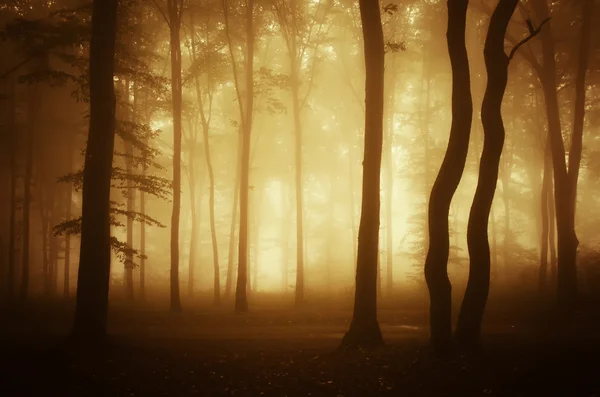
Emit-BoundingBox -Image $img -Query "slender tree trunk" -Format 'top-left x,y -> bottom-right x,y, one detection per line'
20,87 -> 39,301
251,186 -> 262,293
225,131 -> 241,298
348,144 -> 358,266
71,0 -> 118,340
124,81 -> 134,301
39,185 -> 50,295
548,178 -> 557,283
341,0 -> 385,349
7,77 -> 17,299
63,134 -> 75,297
287,4 -> 305,307
49,193 -> 59,295
501,159 -> 511,281
531,0 -> 578,310
281,182 -> 291,293
424,0 -> 472,355
140,166 -> 147,300
385,117 -> 394,296
456,0 -> 516,348
234,0 -> 255,313
168,0 -> 183,313
187,142 -> 198,298
539,142 -> 551,290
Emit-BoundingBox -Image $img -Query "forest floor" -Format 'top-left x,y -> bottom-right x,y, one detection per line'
1,294 -> 600,396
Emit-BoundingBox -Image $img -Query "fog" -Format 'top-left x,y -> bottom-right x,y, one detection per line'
2,0 -> 600,395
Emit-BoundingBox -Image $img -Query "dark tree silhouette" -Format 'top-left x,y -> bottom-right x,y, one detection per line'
424,0 -> 472,355
456,0 -> 517,348
530,0 -> 581,310
340,0 -> 385,349
71,0 -> 118,340
456,0 -> 547,348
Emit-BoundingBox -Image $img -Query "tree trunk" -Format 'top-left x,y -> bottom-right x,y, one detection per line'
124,80 -> 134,301
384,119 -> 394,296
340,0 -> 384,349
548,178 -> 557,283
39,185 -> 50,295
288,4 -> 305,307
168,0 -> 183,313
140,163 -> 147,300
63,135 -> 75,297
424,0 -> 472,355
189,13 -> 220,304
235,0 -> 255,313
539,142 -> 551,291
20,86 -> 39,301
531,0 -> 578,311
501,153 -> 512,280
7,77 -> 17,299
456,0 -> 516,348
251,186 -> 262,293
71,0 -> 118,340
348,144 -> 358,266
224,129 -> 241,298
187,141 -> 198,298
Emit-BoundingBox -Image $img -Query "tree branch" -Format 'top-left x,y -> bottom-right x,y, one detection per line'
148,0 -> 171,28
508,17 -> 551,61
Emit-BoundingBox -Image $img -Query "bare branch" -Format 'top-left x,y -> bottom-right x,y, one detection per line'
508,17 -> 551,61
148,0 -> 171,28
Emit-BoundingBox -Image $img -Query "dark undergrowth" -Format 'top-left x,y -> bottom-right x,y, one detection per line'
1,292 -> 599,396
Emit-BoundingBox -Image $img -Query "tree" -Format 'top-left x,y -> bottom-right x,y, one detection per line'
455,0 -> 516,348
166,0 -> 184,313
528,0 -> 582,310
456,0 -> 547,348
340,0 -> 384,349
222,0 -> 255,313
71,0 -> 118,339
424,0 -> 472,355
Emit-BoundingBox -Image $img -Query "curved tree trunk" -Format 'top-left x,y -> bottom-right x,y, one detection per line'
456,0 -> 516,348
340,0 -> 384,349
71,0 -> 118,340
168,0 -> 183,313
423,0 -> 472,355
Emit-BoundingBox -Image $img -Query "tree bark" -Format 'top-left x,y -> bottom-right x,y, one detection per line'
234,0 -> 255,313
71,0 -> 118,340
340,0 -> 384,349
124,80 -> 135,301
224,129 -> 241,298
539,142 -> 551,290
168,0 -> 183,313
424,0 -> 472,355
456,0 -> 516,348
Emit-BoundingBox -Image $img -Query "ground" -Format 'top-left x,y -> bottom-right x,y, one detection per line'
1,293 -> 600,396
